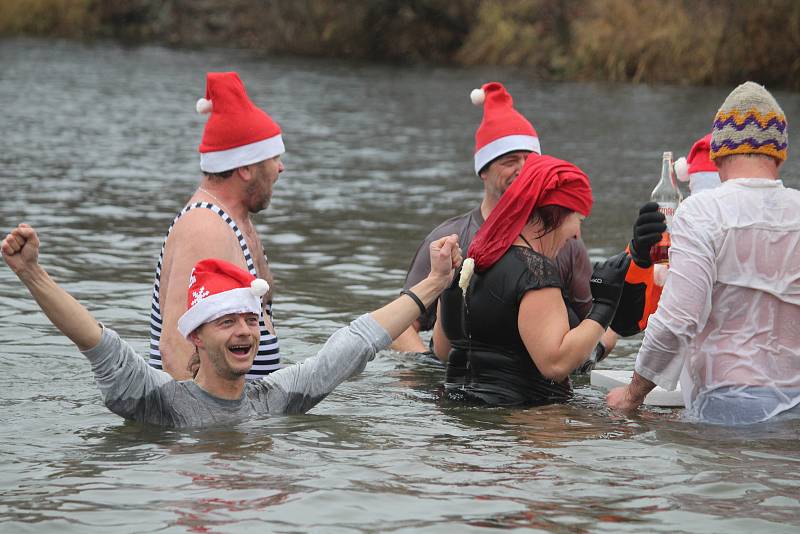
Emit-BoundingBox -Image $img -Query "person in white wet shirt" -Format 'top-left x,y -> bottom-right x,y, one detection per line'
607,82 -> 800,425
2,224 -> 461,428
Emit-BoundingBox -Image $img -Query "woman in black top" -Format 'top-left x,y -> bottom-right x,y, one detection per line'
433,155 -> 630,406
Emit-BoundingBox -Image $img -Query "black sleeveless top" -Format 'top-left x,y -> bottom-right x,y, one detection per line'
440,246 -> 573,406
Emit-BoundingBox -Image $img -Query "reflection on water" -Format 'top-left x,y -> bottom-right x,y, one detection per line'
0,39 -> 798,532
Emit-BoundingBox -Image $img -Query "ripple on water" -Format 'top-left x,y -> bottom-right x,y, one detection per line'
1,39 -> 799,533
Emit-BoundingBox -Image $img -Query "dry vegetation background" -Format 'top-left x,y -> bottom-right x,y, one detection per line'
2,0 -> 799,88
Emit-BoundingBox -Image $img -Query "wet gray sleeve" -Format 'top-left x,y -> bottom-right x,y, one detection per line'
260,313 -> 391,415
81,327 -> 173,422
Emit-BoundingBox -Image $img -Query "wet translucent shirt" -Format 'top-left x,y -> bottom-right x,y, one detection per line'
635,178 -> 800,424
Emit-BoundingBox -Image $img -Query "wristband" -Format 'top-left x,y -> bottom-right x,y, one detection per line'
400,289 -> 427,316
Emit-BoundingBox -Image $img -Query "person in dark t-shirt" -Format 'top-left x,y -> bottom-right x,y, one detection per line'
393,82 -> 606,358
435,156 -> 630,406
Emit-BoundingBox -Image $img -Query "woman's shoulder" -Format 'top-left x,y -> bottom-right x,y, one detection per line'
510,247 -> 562,287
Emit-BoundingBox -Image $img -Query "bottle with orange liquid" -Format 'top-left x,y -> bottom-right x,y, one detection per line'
650,151 -> 683,265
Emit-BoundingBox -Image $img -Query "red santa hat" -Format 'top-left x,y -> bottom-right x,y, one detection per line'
470,82 -> 540,175
196,72 -> 285,173
177,258 -> 270,337
674,133 -> 720,194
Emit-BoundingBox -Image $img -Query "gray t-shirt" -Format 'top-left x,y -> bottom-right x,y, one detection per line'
403,206 -> 593,330
82,314 -> 391,428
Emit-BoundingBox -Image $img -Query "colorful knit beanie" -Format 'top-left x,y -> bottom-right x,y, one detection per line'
710,81 -> 787,162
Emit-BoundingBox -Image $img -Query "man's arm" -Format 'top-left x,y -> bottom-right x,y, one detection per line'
263,235 -> 461,414
2,224 -> 101,350
159,210 -> 246,379
606,199 -> 716,411
2,225 -> 173,422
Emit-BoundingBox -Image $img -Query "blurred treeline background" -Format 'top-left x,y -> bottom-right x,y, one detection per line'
2,0 -> 800,88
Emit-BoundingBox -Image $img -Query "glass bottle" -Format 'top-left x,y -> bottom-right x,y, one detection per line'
650,151 -> 682,265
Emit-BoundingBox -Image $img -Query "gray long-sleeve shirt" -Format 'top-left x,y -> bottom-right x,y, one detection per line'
82,314 -> 391,428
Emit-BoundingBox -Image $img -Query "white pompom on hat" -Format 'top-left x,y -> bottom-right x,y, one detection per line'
177,258 -> 269,338
470,88 -> 485,106
674,156 -> 690,183
471,82 -> 540,175
678,133 -> 720,194
196,98 -> 213,114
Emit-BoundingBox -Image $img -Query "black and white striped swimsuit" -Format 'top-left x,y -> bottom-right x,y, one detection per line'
148,202 -> 281,379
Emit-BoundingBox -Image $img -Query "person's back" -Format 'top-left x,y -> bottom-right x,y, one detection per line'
659,178 -> 800,421
616,81 -> 800,424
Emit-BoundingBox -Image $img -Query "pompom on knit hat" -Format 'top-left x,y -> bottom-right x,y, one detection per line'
196,72 -> 285,173
710,81 -> 787,162
674,133 -> 720,194
470,82 -> 540,175
177,258 -> 269,338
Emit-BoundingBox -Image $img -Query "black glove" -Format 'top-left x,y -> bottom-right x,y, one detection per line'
630,202 -> 667,268
573,342 -> 608,375
586,251 -> 631,329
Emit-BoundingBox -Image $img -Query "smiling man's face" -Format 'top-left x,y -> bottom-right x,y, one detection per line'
196,312 -> 261,380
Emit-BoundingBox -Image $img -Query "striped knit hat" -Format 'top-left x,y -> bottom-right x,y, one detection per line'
710,82 -> 787,162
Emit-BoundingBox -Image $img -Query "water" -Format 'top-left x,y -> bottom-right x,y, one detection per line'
1,38 -> 799,533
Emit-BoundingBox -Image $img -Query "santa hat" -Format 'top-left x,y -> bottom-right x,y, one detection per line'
196,72 -> 285,173
674,133 -> 720,194
470,82 -> 540,175
177,258 -> 270,338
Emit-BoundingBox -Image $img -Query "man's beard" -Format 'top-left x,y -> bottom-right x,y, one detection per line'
245,182 -> 271,214
206,345 -> 249,380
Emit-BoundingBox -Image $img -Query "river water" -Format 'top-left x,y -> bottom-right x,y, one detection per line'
1,39 -> 798,533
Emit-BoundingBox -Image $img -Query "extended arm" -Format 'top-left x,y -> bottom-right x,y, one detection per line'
607,202 -> 715,411
2,224 -> 172,422
263,235 -> 462,414
2,224 -> 101,351
519,252 -> 630,381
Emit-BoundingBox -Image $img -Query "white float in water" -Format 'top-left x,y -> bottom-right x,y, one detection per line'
590,369 -> 684,407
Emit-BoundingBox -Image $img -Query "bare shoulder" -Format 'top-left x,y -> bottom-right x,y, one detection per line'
164,208 -> 244,269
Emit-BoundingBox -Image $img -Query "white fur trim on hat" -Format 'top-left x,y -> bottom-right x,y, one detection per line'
177,287 -> 262,337
688,171 -> 721,194
200,134 -> 285,173
474,134 -> 540,175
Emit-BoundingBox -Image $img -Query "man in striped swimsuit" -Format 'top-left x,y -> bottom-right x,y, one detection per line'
149,72 -> 283,380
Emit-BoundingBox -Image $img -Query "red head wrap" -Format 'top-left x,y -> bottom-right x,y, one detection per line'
467,154 -> 592,271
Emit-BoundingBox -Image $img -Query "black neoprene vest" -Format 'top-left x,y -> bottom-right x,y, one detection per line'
440,246 -> 573,406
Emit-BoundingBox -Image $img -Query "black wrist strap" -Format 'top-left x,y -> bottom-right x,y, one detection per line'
400,289 -> 427,316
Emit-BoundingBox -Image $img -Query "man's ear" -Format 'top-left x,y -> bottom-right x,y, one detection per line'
236,164 -> 254,183
188,329 -> 204,350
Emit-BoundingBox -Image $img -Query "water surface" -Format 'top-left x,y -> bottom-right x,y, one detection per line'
1,39 -> 798,533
